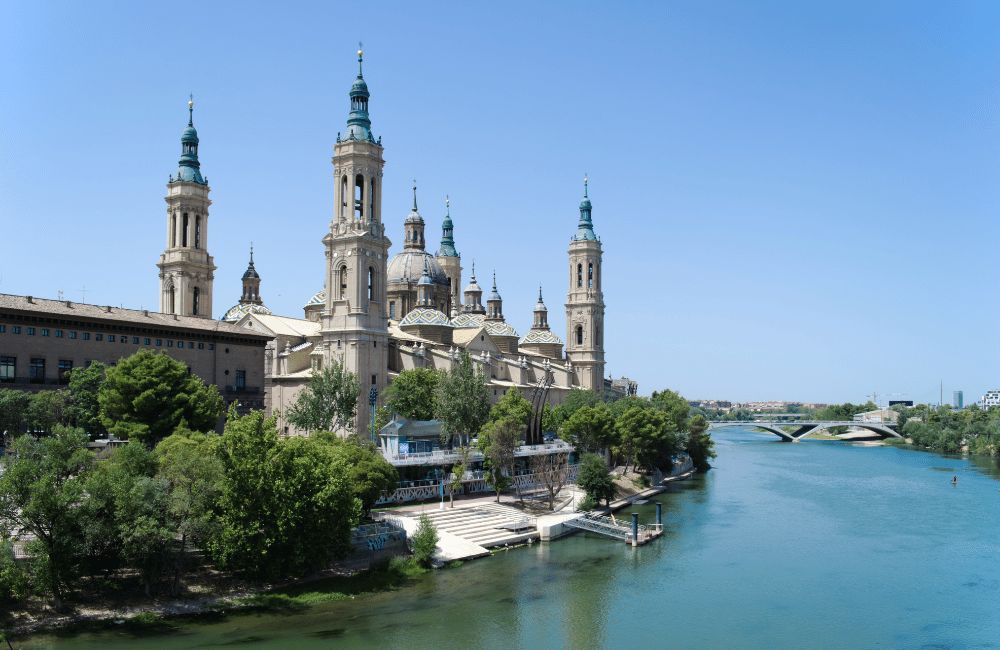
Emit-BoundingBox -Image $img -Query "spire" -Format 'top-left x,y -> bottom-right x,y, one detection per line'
240,243 -> 262,304
174,95 -> 205,185
412,179 -> 418,211
462,260 -> 485,314
486,270 -> 503,320
438,194 -> 459,257
573,173 -> 597,241
533,284 -> 549,330
346,44 -> 374,141
404,179 -> 426,251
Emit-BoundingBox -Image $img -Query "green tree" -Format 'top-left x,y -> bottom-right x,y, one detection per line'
478,417 -> 519,502
0,426 -> 93,609
155,426 -> 223,594
317,434 -> 398,518
0,538 -> 30,603
616,405 -> 682,472
540,403 -> 558,435
384,368 -> 441,421
649,389 -> 691,432
435,352 -> 490,448
211,409 -> 359,579
98,350 -> 223,445
551,389 -> 601,429
411,514 -> 438,568
66,361 -> 107,436
447,445 -> 472,508
577,453 -> 615,508
26,390 -> 70,435
286,360 -> 360,434
560,404 -> 616,453
686,414 -> 716,472
0,389 -> 31,440
488,388 -> 533,430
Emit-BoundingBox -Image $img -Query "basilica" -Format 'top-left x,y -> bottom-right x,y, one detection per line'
157,49 -> 625,436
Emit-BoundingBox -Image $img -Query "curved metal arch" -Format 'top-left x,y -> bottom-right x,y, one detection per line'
709,422 -> 796,442
796,422 -> 902,440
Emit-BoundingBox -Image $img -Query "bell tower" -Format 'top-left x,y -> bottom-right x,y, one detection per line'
565,176 -> 605,392
157,96 -> 215,317
436,195 -> 462,315
320,46 -> 391,435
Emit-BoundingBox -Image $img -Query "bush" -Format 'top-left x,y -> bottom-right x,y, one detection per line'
0,539 -> 31,602
411,514 -> 438,568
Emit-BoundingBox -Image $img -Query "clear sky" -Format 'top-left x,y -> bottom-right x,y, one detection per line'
2,1 -> 998,404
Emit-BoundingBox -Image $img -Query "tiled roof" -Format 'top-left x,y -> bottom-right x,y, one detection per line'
399,307 -> 452,328
520,329 -> 563,345
484,321 -> 519,338
222,302 -> 272,322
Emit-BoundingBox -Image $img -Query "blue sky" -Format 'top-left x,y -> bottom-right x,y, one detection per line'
2,1 -> 999,404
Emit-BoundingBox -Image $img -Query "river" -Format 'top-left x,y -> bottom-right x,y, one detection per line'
21,427 -> 1000,648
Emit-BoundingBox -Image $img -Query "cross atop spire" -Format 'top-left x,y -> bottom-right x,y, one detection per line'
358,41 -> 364,76
412,179 -> 418,211
188,94 -> 194,127
584,173 -> 589,198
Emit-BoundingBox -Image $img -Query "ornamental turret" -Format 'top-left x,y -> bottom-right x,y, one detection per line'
403,181 -> 426,251
222,244 -> 272,322
435,195 -> 462,315
520,285 -> 563,361
158,96 -> 215,318
533,286 -> 548,329
463,261 -> 486,314
486,271 -> 504,321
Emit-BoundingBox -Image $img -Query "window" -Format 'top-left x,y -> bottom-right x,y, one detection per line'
339,266 -> 348,300
107,334 -> 115,342
370,178 -> 376,220
576,325 -> 583,346
168,287 -> 176,314
340,175 -> 348,218
354,174 -> 365,219
389,301 -> 396,319
235,369 -> 246,390
192,287 -> 200,316
198,342 -> 204,350
209,343 -> 215,350
29,358 -> 45,383
12,326 -> 20,334
177,340 -> 184,348
576,263 -> 582,288
588,262 -> 594,289
188,342 -> 194,349
82,332 -> 90,341
170,214 -> 177,247
121,336 -> 127,344
167,340 -> 173,347
144,338 -> 151,346
0,356 -> 14,383
371,374 -> 377,386
0,325 -> 5,333
182,213 -> 189,246
27,327 -> 35,335
132,336 -> 139,344
57,360 -> 73,384
55,329 -> 63,338
41,328 -> 49,337
67,330 -> 75,339
368,267 -> 375,302
195,215 -> 202,249
156,339 -> 162,347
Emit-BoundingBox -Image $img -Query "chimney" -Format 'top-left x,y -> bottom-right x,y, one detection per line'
65,300 -> 72,308
26,296 -> 33,303
104,305 -> 112,313
143,309 -> 149,317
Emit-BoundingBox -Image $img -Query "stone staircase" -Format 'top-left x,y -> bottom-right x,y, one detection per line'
417,503 -> 538,548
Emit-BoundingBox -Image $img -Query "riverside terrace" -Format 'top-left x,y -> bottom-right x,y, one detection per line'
375,416 -> 576,505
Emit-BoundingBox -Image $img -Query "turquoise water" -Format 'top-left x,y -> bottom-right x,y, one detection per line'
22,428 -> 1000,648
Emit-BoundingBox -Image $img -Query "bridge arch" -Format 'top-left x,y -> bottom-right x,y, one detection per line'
709,421 -> 901,442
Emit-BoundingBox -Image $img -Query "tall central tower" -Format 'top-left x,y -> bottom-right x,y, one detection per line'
157,97 -> 215,317
565,176 -> 605,392
320,47 -> 391,434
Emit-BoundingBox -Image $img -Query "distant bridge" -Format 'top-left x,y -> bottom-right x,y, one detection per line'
709,420 -> 901,442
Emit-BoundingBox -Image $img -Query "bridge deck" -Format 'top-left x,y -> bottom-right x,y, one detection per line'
564,513 -> 662,546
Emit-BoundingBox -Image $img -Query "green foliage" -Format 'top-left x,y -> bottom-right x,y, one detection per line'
615,405 -> 683,472
210,409 -> 360,580
0,538 -> 30,602
560,404 -> 616,453
814,401 -> 878,421
373,405 -> 392,433
649,389 -> 691,432
66,361 -> 107,436
478,417 -> 519,502
384,368 -> 441,421
551,389 -> 601,429
98,350 -> 224,445
411,514 -> 438,568
435,352 -> 490,447
577,453 -> 615,507
316,434 -> 399,517
0,389 -> 32,439
0,426 -> 93,608
25,390 -> 71,435
892,403 -> 1000,456
540,403 -> 558,434
286,360 -> 360,434
488,388 -> 533,430
448,444 -> 472,507
686,414 -> 716,472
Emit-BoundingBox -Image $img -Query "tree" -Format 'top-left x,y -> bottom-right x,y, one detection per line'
435,352 -> 490,448
540,403 -> 558,436
616,405 -> 683,473
66,361 -> 107,436
560,404 -> 616,454
448,444 -> 472,508
488,388 -> 533,430
317,434 -> 398,518
26,390 -> 70,435
0,389 -> 31,441
210,409 -> 359,579
577,453 -> 615,508
529,452 -> 570,510
478,417 -> 519,502
649,389 -> 691,432
551,389 -> 601,429
286,360 -> 360,434
98,350 -> 224,445
384,368 -> 441,421
155,426 -> 223,594
411,514 -> 438,568
686,414 -> 716,472
0,426 -> 93,609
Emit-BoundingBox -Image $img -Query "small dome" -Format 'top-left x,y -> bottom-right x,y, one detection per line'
387,251 -> 449,285
222,302 -> 272,323
242,266 -> 260,280
304,289 -> 326,307
485,321 -> 519,338
521,329 -> 563,345
418,271 -> 434,286
579,196 -> 592,211
450,313 -> 485,329
182,125 -> 199,144
351,76 -> 370,97
463,278 -> 482,294
488,287 -> 502,302
399,307 -> 452,328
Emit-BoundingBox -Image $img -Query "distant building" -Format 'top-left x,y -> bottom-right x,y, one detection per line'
853,408 -> 899,424
953,390 -> 963,409
888,400 -> 914,407
980,390 -> 1000,409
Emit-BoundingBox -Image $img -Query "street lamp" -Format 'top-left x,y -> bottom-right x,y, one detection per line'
369,386 -> 378,446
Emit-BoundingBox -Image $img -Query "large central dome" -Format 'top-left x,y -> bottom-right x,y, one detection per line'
387,250 -> 449,285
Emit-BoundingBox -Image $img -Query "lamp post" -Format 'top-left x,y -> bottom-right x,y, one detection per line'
369,386 -> 378,446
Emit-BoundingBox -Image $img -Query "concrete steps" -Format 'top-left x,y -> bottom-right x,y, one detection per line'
415,504 -> 538,548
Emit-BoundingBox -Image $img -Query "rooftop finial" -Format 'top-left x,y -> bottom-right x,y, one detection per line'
445,194 -> 450,216
412,179 -> 418,211
584,173 -> 589,198
492,270 -> 497,290
188,94 -> 194,127
471,260 -> 476,280
249,241 -> 254,264
357,41 -> 364,75
538,285 -> 543,302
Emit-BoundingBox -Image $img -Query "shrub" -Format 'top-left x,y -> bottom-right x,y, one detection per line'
411,514 -> 438,568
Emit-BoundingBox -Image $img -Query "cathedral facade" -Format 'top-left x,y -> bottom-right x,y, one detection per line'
218,50 -> 614,435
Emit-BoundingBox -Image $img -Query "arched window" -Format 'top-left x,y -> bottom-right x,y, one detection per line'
170,214 -> 176,247
340,175 -> 348,219
338,265 -> 348,300
368,267 -> 375,302
182,213 -> 189,247
168,287 -> 175,314
194,216 -> 202,249
192,287 -> 200,316
369,178 -> 376,220
576,325 -> 583,346
354,174 -> 365,219
576,263 -> 582,288
587,262 -> 593,288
